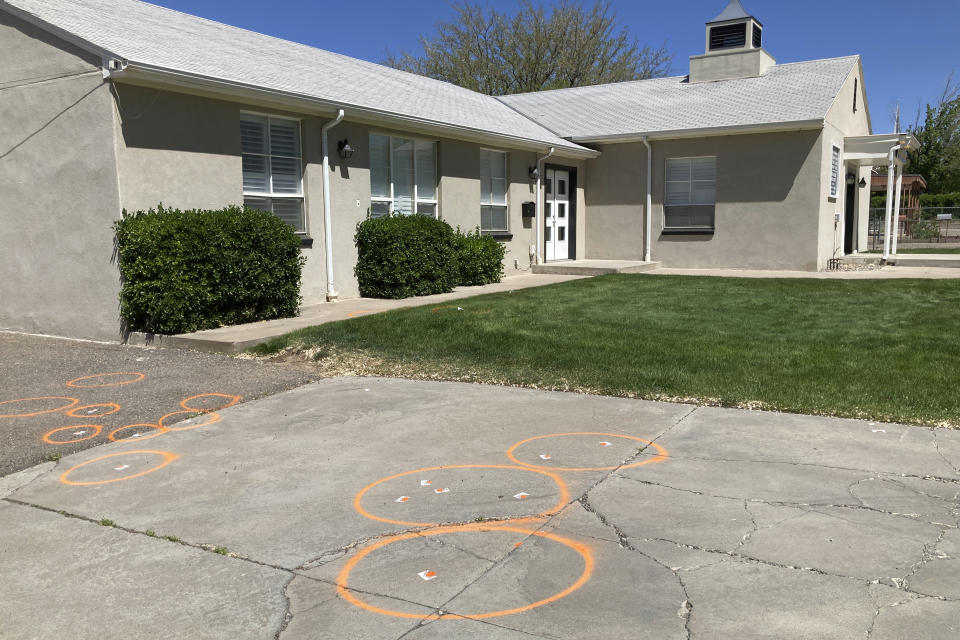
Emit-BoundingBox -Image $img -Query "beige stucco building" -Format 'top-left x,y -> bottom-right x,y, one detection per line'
1,0 -> 893,341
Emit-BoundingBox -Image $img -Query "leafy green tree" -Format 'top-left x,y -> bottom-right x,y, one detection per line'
906,75 -> 960,194
385,1 -> 671,95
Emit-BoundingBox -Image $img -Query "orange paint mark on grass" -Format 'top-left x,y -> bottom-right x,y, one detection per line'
506,432 -> 669,472
346,310 -> 377,318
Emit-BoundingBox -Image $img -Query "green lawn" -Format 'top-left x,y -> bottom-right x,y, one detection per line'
254,275 -> 960,427
866,248 -> 960,254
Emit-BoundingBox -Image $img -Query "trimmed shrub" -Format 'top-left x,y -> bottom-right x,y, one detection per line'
455,227 -> 506,286
354,215 -> 459,298
919,192 -> 960,208
114,204 -> 305,335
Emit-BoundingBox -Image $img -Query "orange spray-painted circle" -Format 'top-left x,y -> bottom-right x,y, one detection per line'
179,393 -> 241,412
59,450 -> 180,486
42,424 -> 103,444
0,396 -> 79,418
66,372 -> 145,388
159,411 -> 221,431
66,403 -> 120,418
336,522 -> 593,620
108,423 -> 166,442
506,432 -> 669,472
354,464 -> 569,527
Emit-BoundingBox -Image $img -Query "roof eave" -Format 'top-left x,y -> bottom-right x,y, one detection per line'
0,1 -> 119,63
111,64 -> 598,158
569,119 -> 825,144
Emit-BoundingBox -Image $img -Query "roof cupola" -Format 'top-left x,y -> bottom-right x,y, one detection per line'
689,0 -> 775,83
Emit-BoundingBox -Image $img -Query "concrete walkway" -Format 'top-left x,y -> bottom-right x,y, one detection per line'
127,273 -> 585,353
2,377 -> 958,639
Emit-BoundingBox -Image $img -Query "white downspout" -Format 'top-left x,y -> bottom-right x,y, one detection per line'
320,109 -> 345,301
881,144 -> 901,261
534,146 -> 555,265
642,136 -> 653,262
891,160 -> 904,257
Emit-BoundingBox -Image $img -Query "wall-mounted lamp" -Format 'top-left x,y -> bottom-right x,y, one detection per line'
528,166 -> 540,180
858,177 -> 867,188
337,139 -> 354,159
846,172 -> 856,186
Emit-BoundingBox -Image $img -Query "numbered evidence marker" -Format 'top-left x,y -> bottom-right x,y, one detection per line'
396,496 -> 411,503
599,441 -> 612,447
539,454 -> 552,460
434,487 -> 450,494
418,570 -> 437,581
420,479 -> 432,486
513,492 -> 530,500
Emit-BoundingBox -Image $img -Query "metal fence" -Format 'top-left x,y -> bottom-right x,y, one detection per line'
867,208 -> 960,251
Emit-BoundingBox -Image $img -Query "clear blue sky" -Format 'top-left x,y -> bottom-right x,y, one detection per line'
151,0 -> 958,133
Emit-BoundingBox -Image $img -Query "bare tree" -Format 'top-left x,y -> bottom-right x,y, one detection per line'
385,1 -> 671,95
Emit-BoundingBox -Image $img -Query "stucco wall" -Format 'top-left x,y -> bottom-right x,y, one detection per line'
0,11 -> 123,340
819,63 -> 872,264
585,131 -> 824,270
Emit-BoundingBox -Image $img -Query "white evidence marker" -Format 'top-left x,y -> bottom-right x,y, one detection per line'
86,409 -> 97,414
539,454 -> 552,460
599,441 -> 612,447
73,430 -> 87,436
396,496 -> 410,503
114,465 -> 129,471
872,429 -> 886,433
513,492 -> 529,500
418,570 -> 437,581
132,433 -> 141,438
420,479 -> 432,486
434,487 -> 450,494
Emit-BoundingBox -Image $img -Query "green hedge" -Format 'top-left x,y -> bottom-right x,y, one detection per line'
455,227 -> 506,286
919,192 -> 960,208
354,216 -> 507,299
114,204 -> 305,335
355,215 -> 460,298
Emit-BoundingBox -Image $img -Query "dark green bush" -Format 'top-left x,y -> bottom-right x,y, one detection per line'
354,215 -> 459,298
455,227 -> 506,286
114,204 -> 305,334
919,192 -> 960,208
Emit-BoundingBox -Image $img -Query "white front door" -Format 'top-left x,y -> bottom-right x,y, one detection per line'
544,168 -> 570,261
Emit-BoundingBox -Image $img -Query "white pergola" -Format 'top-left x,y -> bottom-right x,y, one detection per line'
843,133 -> 919,260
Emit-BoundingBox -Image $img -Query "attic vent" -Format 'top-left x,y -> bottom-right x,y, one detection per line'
752,25 -> 762,48
709,23 -> 747,50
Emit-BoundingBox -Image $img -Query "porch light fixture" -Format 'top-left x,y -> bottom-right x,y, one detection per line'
528,166 -> 540,180
337,139 -> 354,159
859,177 -> 867,188
846,172 -> 856,185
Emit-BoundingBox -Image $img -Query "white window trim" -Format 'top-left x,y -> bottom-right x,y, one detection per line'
240,112 -> 307,232
663,155 -> 717,230
829,144 -> 842,199
480,148 -> 509,232
369,132 -> 439,218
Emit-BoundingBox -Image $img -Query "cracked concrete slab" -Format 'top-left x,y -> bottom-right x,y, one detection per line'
0,500 -> 289,640
869,596 -> 960,639
3,377 -> 959,639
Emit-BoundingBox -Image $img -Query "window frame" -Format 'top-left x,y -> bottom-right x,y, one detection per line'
829,144 -> 841,199
479,147 -> 509,233
663,155 -> 717,233
368,132 -> 439,218
240,111 -> 307,233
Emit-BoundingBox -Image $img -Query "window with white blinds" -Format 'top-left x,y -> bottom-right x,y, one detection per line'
830,145 -> 841,198
240,114 -> 305,232
369,133 -> 438,217
664,157 -> 717,230
480,149 -> 508,232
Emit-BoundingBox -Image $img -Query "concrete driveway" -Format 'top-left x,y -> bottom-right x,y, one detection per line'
1,377 -> 958,639
0,332 -> 315,476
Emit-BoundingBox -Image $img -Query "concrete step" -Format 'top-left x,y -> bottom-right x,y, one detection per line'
532,260 -> 660,276
889,254 -> 960,268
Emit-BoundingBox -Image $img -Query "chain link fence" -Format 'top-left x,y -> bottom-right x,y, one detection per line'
867,208 -> 960,251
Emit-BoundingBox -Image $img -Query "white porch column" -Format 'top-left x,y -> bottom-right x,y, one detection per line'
882,159 -> 895,260
891,161 -> 904,256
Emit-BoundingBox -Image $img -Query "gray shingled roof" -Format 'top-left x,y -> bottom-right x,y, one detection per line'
1,0 -> 591,155
498,56 -> 860,141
